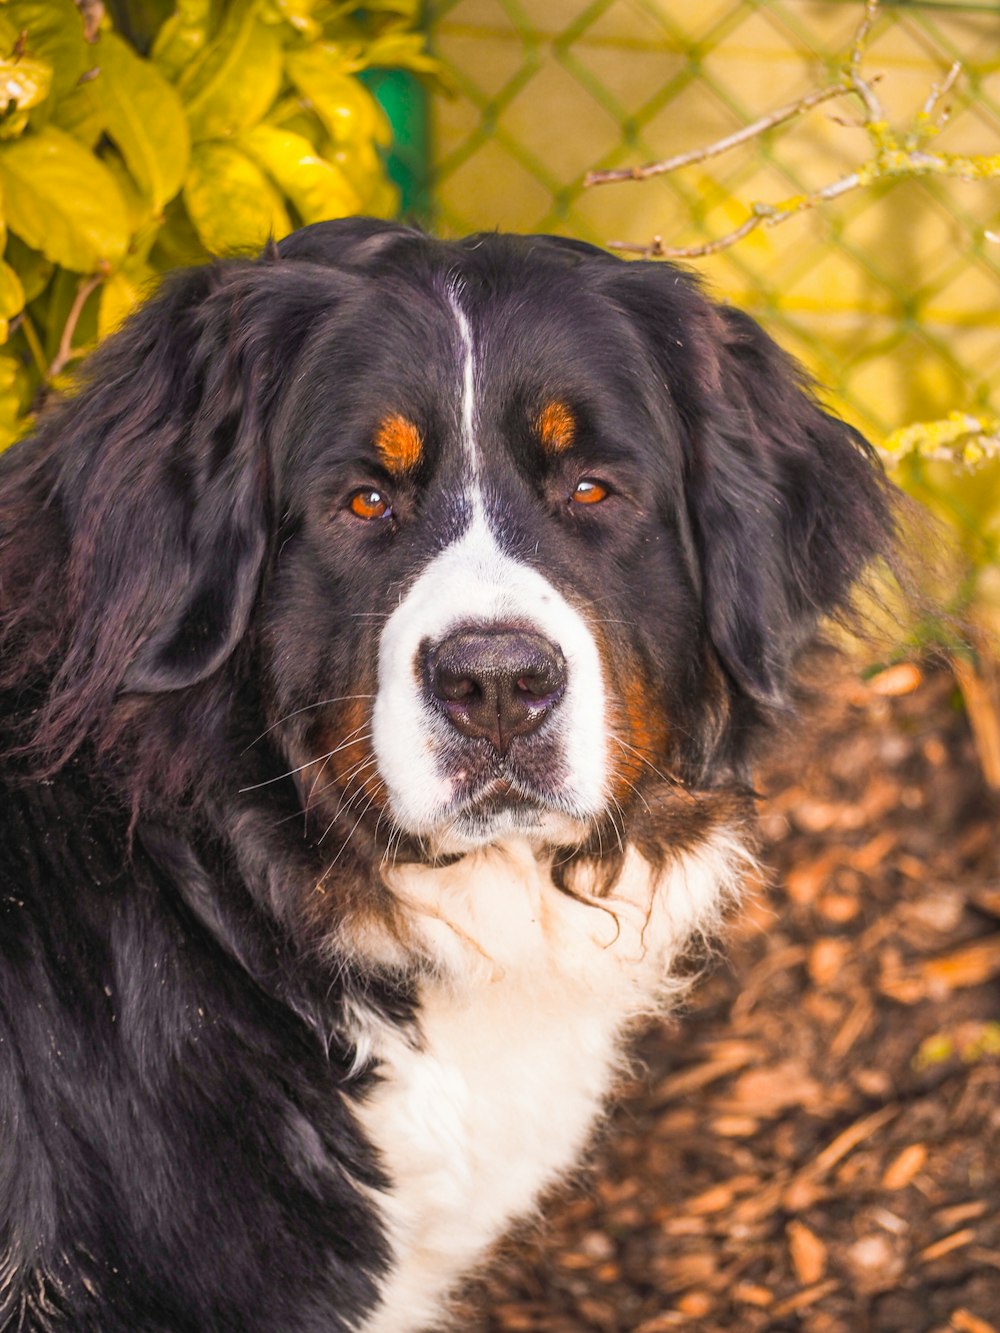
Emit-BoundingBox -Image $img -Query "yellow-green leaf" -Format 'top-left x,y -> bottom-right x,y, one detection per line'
184,141 -> 290,255
0,52 -> 52,114
0,108 -> 27,139
180,1 -> 283,142
358,32 -> 437,77
0,127 -> 130,270
0,257 -> 24,339
239,124 -> 359,224
151,0 -> 213,81
332,141 -> 396,216
98,264 -> 155,339
5,0 -> 89,108
286,47 -> 391,147
262,0 -> 320,38
98,153 -> 167,269
4,232 -> 52,301
101,148 -> 157,238
149,195 -> 210,271
357,0 -> 421,14
50,78 -> 105,148
98,32 -> 190,210
0,353 -> 25,448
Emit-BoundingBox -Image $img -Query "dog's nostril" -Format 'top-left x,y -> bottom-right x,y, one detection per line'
438,672 -> 480,703
516,671 -> 553,699
427,627 -> 567,756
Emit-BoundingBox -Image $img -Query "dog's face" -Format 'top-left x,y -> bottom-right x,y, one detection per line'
258,253 -> 707,857
25,219 -> 892,874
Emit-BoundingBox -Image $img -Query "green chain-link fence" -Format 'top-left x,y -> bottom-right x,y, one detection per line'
426,0 -> 1000,440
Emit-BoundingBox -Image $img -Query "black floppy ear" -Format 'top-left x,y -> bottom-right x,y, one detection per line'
23,256 -> 339,764
605,262 -> 894,707
43,261 -> 276,701
688,305 -> 894,705
117,323 -> 268,696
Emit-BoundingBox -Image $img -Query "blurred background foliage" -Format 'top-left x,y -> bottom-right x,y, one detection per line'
0,0 -> 433,442
2,0 -> 999,776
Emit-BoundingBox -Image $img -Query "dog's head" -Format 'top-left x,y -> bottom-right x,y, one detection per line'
5,219 -> 893,870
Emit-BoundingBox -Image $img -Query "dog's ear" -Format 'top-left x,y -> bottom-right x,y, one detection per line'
44,263 -> 278,700
607,264 -> 894,707
27,257 -> 339,761
688,304 -> 894,706
114,273 -> 274,696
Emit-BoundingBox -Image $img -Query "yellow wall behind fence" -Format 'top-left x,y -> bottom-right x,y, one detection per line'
427,0 -> 1000,441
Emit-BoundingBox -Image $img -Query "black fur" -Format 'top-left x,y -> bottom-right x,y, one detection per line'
0,220 -> 894,1330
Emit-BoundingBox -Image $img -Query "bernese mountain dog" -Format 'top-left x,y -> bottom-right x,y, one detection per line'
0,219 -> 894,1331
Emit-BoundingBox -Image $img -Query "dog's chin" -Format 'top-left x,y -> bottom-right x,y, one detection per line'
419,783 -> 595,858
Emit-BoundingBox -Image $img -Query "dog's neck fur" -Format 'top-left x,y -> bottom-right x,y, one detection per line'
347,833 -> 748,1333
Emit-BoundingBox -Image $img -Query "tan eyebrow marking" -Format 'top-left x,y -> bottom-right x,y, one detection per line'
375,413 -> 423,475
536,400 -> 575,455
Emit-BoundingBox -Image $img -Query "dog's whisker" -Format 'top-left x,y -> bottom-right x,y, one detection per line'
304,737 -> 375,809
609,733 -> 680,790
320,791 -> 381,874
320,761 -> 381,835
240,726 -> 373,793
241,696 -> 375,752
605,792 -> 627,856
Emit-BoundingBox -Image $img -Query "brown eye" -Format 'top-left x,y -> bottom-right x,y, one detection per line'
572,479 -> 608,505
348,488 -> 392,521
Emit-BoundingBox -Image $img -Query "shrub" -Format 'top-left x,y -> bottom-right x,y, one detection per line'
0,0 -> 433,444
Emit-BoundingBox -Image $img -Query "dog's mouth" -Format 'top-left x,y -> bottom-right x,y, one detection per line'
429,770 -> 593,854
460,775 -> 544,820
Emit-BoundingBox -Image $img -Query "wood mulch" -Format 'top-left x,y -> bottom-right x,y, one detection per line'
456,663 -> 1000,1333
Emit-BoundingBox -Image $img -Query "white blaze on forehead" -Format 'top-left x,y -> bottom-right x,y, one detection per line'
448,286 -> 479,483
370,289 -> 607,841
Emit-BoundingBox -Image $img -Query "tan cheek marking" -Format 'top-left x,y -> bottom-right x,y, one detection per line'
536,400 -> 575,455
375,413 -> 423,475
294,695 -> 388,835
610,657 -> 671,804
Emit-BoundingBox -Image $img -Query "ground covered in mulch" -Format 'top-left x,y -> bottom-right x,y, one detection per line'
458,664 -> 1000,1333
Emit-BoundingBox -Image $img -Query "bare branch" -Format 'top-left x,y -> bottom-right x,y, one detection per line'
609,173 -> 863,260
608,215 -> 761,260
48,273 -> 103,381
850,0 -> 880,73
584,82 -> 852,189
590,0 -> 1000,263
922,60 -> 961,123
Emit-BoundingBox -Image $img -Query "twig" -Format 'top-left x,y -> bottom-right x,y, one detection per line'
584,82 -> 853,189
608,172 -> 863,260
589,0 -> 1000,261
848,0 -> 883,121
48,273 -> 103,381
922,60 -> 961,122
18,312 -> 47,380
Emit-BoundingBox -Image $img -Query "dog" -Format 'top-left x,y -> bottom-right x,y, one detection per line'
0,219 -> 893,1331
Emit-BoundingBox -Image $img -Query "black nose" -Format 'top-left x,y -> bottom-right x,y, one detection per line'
427,627 -> 567,755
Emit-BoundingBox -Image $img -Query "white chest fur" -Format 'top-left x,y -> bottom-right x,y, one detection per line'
353,835 -> 745,1333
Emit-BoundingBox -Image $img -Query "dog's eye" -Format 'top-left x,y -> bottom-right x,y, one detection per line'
571,479 -> 609,505
349,488 -> 392,521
